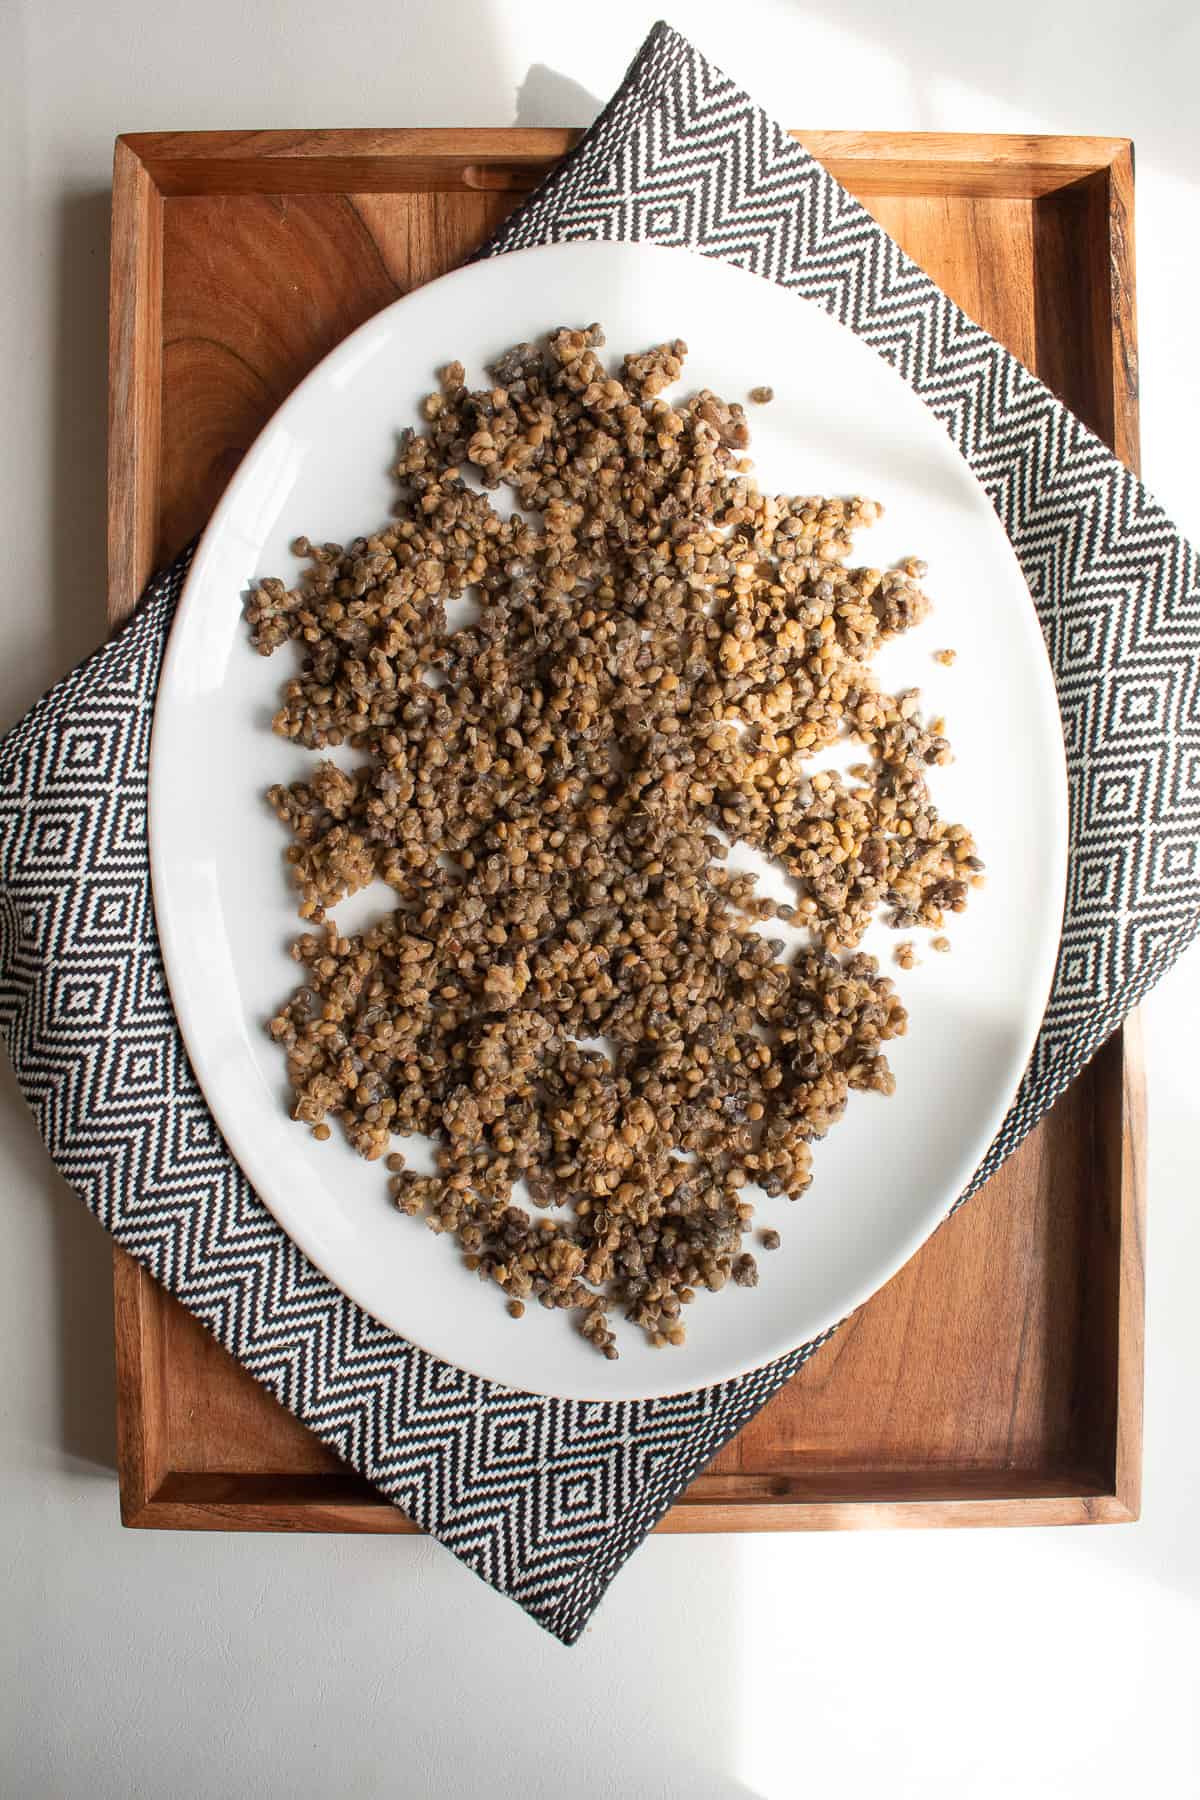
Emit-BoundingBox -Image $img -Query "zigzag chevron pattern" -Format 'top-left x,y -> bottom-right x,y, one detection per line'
1,23 -> 1197,1642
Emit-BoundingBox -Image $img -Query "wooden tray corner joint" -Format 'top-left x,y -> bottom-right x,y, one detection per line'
109,129 -> 1144,1535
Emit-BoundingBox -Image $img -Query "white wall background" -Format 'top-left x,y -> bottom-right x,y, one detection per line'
2,3 -> 1198,1795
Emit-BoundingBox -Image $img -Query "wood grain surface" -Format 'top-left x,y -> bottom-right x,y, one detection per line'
107,143 -> 163,624
109,131 -> 1143,1533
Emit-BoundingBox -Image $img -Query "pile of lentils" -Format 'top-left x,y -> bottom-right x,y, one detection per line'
246,325 -> 983,1357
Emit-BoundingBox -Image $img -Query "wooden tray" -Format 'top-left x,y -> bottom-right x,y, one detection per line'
109,129 -> 1144,1532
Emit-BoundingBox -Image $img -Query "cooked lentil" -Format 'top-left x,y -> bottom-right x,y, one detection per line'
246,325 -> 982,1355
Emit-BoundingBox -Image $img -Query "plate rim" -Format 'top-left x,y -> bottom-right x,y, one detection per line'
148,236 -> 1069,1402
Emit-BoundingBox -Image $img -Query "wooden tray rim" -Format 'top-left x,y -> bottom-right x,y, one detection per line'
108,126 -> 1146,1535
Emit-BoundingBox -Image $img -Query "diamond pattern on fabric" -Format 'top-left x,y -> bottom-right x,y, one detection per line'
1,23 -> 1197,1641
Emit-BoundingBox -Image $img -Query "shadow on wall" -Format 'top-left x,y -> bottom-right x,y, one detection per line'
51,192 -> 114,693
514,63 -> 602,128
0,189 -> 112,731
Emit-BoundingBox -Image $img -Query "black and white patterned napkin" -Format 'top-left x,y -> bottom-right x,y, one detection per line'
2,23 -> 1197,1643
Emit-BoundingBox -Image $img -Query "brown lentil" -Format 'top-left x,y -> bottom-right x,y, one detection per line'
246,325 -> 981,1355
